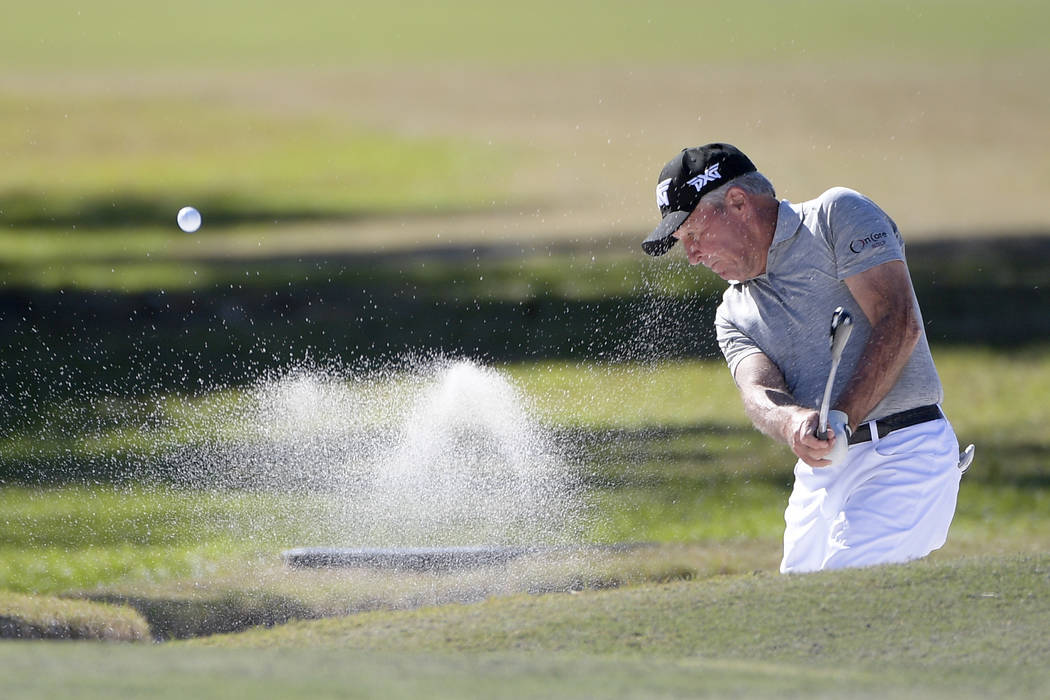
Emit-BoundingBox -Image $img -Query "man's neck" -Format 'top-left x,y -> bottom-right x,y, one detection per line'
752,196 -> 781,276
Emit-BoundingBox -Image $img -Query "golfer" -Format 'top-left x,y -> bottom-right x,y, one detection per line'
642,143 -> 963,573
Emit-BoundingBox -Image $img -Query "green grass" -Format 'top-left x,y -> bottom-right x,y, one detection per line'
1,0 -> 1049,691
178,554 -> 1050,698
3,555 -> 1049,696
6,554 -> 1041,699
0,645 -> 992,700
0,486 -> 315,594
193,555 -> 1050,665
0,93 -> 514,233
0,345 -> 1047,696
3,348 -> 1048,592
4,1 -> 1047,69
2,1 -> 1049,267
0,591 -> 149,641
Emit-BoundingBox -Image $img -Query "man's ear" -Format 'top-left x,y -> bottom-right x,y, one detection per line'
725,186 -> 749,214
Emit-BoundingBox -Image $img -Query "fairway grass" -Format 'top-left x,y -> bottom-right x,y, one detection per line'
0,353 -> 1047,695
3,349 -> 1049,594
193,554 -> 1050,663
0,645 -> 997,700
4,1 -> 1050,272
3,554 -> 1043,699
2,2 -> 1048,694
6,0 -> 1047,70
4,61 -> 1047,265
180,554 -> 1049,698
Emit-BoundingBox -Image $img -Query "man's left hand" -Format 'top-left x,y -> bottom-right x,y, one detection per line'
822,410 -> 851,467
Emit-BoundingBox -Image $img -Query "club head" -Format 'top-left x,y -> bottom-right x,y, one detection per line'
830,307 -> 852,340
829,307 -> 854,358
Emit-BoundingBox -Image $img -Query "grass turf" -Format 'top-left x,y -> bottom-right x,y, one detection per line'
4,1 -> 1047,69
3,347 -> 1049,594
1,1 -> 1048,692
189,554 -> 1050,669
0,591 -> 148,641
3,2 -> 1049,267
2,554 -> 1045,699
0,645 -> 1002,700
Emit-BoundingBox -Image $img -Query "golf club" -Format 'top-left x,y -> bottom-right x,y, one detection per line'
817,306 -> 854,439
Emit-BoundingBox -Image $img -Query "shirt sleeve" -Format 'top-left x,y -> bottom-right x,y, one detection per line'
715,301 -> 762,377
824,188 -> 906,280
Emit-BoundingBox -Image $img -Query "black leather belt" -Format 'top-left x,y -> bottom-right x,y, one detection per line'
848,405 -> 943,445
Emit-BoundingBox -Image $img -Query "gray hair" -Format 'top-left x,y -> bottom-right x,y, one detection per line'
699,171 -> 776,208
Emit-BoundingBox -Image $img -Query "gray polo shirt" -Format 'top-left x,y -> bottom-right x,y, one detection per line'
715,187 -> 943,423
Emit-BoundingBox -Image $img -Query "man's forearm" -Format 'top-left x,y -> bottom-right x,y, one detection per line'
838,260 -> 924,430
734,352 -> 839,467
836,299 -> 921,429
735,354 -> 810,446
835,322 -> 917,429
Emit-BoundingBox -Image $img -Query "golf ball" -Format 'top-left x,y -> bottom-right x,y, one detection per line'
177,206 -> 202,233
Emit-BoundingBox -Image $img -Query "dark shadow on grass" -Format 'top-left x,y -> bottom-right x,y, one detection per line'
1,234 -> 1046,408
0,233 -> 1047,485
86,592 -> 318,641
0,190 -> 518,229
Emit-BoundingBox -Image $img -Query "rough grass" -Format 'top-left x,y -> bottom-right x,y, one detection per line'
69,542 -> 778,641
173,553 -> 1050,699
190,554 -> 1050,664
2,555 -> 1047,697
0,591 -> 148,641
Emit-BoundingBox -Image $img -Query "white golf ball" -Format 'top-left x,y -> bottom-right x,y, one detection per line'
177,206 -> 202,233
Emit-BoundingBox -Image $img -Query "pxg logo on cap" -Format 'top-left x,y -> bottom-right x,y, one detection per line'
642,143 -> 757,256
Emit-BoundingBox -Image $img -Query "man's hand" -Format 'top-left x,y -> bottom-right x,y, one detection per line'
788,408 -> 838,467
734,354 -> 850,468
824,410 -> 851,467
788,408 -> 849,468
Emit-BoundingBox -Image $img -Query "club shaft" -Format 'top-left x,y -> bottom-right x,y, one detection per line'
817,357 -> 841,439
818,308 -> 853,440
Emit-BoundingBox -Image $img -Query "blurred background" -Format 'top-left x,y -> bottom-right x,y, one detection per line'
2,2 -> 1049,653
1,0 -> 1047,478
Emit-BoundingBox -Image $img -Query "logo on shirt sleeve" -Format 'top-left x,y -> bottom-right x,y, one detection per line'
849,231 -> 890,254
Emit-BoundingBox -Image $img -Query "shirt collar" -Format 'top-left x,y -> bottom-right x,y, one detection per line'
730,199 -> 801,285
770,199 -> 803,248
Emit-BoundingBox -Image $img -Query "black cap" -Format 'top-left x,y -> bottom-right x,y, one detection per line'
642,143 -> 757,256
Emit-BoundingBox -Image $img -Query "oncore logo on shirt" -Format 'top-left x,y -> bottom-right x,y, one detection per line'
849,231 -> 890,254
656,178 -> 672,207
686,163 -> 722,191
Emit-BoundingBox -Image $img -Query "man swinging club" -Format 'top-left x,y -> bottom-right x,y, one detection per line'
642,143 -> 972,573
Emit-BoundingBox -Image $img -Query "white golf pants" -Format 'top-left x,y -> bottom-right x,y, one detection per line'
781,413 -> 962,574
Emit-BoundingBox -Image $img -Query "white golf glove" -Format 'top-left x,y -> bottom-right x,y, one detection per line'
824,410 -> 851,467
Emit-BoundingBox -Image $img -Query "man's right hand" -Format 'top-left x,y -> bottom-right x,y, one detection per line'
788,409 -> 838,467
734,353 -> 843,468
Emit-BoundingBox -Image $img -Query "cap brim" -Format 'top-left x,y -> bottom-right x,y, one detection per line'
642,210 -> 690,256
